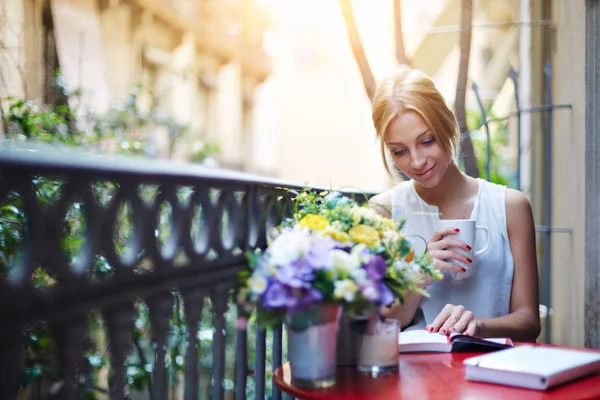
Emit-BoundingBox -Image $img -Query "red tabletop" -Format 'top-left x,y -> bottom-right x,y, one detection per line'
273,344 -> 600,400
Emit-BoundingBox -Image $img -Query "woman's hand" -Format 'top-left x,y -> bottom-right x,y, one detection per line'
426,304 -> 481,336
421,226 -> 472,287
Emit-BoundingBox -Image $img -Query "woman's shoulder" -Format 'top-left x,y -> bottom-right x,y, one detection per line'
368,191 -> 393,218
505,188 -> 534,222
478,179 -> 531,209
477,180 -> 533,231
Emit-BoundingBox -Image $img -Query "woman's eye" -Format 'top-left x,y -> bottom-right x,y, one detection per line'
393,149 -> 407,156
422,137 -> 435,145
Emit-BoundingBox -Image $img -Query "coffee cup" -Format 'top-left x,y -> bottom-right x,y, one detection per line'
434,219 -> 490,281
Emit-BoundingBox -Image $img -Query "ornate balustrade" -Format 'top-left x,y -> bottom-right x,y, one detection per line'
0,142 -> 368,400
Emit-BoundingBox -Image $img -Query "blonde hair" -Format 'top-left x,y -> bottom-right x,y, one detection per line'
372,66 -> 459,175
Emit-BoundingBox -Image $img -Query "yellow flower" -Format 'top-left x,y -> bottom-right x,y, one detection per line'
348,224 -> 381,247
298,214 -> 329,231
380,218 -> 397,231
324,226 -> 351,243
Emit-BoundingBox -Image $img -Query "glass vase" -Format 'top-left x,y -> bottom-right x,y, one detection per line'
285,303 -> 342,389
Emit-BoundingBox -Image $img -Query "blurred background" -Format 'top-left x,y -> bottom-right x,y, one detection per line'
0,0 -> 594,397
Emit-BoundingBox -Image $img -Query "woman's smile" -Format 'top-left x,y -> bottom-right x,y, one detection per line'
414,163 -> 437,178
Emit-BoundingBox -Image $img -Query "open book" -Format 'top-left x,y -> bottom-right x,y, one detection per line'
398,329 -> 513,353
463,345 -> 600,390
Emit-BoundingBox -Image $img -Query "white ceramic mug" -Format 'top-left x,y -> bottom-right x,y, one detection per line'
435,219 -> 490,281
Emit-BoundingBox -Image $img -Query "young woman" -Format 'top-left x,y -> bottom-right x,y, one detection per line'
370,66 -> 540,342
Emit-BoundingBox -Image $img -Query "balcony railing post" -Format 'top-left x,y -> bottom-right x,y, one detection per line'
254,327 -> 267,400
183,289 -> 205,400
148,294 -> 175,400
234,308 -> 248,400
211,285 -> 230,400
0,327 -> 22,400
272,323 -> 283,400
103,303 -> 136,400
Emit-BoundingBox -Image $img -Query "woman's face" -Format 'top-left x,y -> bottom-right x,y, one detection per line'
384,110 -> 452,188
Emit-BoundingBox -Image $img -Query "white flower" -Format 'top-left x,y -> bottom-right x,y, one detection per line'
268,229 -> 312,266
330,249 -> 359,273
393,259 -> 410,272
349,268 -> 367,283
350,244 -> 370,264
393,259 -> 422,278
382,230 -> 400,241
410,261 -> 422,274
249,273 -> 268,295
334,279 -> 358,302
350,206 -> 379,225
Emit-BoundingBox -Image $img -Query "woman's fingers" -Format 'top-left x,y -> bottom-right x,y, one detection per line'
429,252 -> 468,273
426,305 -> 479,336
439,305 -> 464,334
435,249 -> 471,265
428,238 -> 471,255
437,237 -> 471,252
463,319 -> 478,336
427,304 -> 454,332
448,310 -> 473,333
430,227 -> 460,242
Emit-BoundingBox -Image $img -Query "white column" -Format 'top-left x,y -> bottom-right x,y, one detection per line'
518,0 -> 533,199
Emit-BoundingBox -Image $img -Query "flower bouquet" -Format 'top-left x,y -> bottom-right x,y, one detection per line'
236,188 -> 441,388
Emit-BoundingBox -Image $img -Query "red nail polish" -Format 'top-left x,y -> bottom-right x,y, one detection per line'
428,327 -> 434,332
440,329 -> 447,334
466,245 -> 472,251
460,267 -> 467,272
467,258 -> 472,264
454,228 -> 460,233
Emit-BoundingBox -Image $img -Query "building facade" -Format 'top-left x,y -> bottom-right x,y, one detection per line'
0,0 -> 272,171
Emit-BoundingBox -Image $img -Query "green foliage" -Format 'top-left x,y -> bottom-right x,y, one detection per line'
465,108 -> 513,186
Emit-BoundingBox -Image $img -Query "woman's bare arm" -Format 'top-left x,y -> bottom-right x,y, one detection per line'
475,189 -> 541,341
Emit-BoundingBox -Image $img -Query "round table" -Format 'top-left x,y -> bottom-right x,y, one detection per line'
273,345 -> 600,400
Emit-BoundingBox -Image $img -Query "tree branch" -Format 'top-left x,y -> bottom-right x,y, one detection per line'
454,0 -> 479,177
339,0 -> 376,99
393,0 -> 409,65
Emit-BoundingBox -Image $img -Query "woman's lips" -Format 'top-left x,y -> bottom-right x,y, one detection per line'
415,164 -> 436,177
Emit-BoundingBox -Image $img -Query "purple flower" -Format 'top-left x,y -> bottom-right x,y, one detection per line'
261,280 -> 324,312
378,282 -> 395,306
261,281 -> 298,310
364,255 -> 387,281
275,259 -> 314,288
306,237 -> 336,268
361,283 -> 379,302
291,288 -> 323,313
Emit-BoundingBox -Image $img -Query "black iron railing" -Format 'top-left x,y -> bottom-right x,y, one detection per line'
0,142 -> 369,399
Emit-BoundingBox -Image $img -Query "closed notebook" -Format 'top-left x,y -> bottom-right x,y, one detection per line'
463,345 -> 600,390
398,329 -> 513,353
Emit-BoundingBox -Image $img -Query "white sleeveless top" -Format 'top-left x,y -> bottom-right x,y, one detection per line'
390,179 -> 514,330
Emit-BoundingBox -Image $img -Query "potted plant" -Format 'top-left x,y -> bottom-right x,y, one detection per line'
236,189 -> 441,388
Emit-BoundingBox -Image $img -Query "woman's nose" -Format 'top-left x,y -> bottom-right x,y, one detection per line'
410,150 -> 426,170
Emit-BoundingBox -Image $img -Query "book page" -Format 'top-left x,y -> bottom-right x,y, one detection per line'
399,330 -> 449,345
